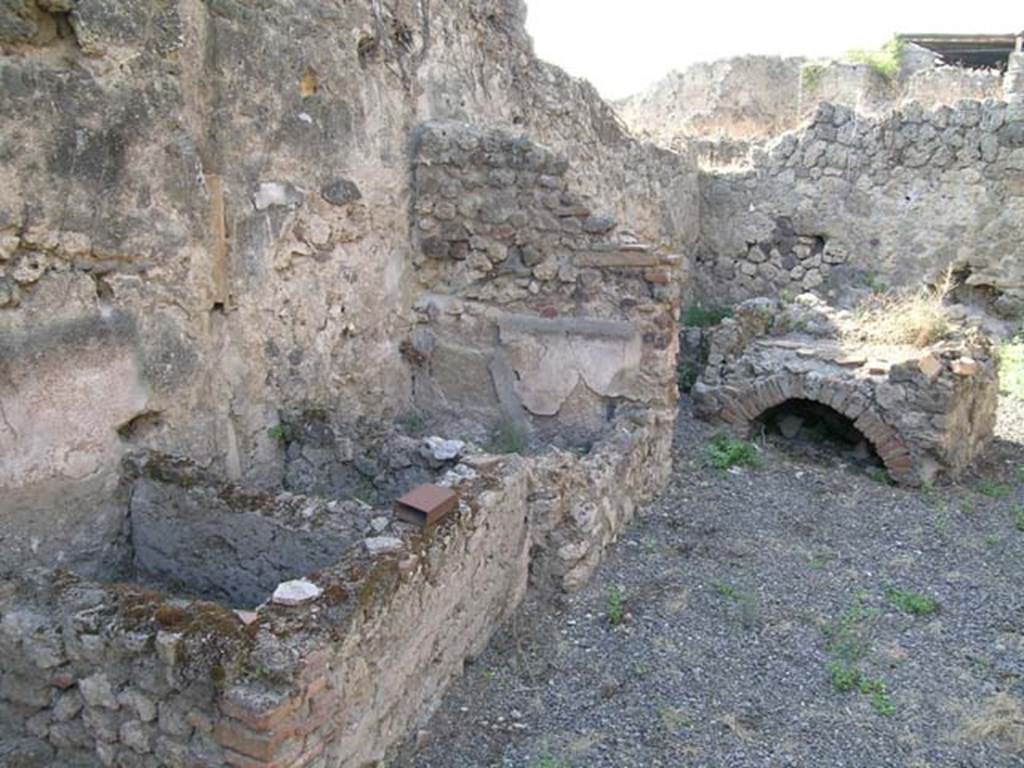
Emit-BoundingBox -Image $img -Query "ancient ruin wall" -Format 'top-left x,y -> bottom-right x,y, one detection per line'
0,402 -> 672,766
697,100 -> 1024,316
618,52 -> 1010,151
0,0 -> 698,576
406,122 -> 683,444
616,56 -> 805,142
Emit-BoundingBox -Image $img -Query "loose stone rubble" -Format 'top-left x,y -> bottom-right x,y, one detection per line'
692,296 -> 1000,485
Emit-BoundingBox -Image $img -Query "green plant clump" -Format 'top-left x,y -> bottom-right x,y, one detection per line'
681,302 -> 733,328
801,62 -> 827,89
677,360 -> 698,392
886,587 -> 941,617
977,480 -> 1012,499
823,594 -> 895,716
846,36 -> 905,82
704,434 -> 760,470
607,584 -> 626,627
491,419 -> 528,455
267,424 -> 287,444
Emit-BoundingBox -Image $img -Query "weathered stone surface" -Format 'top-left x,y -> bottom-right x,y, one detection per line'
0,0 -> 696,580
320,179 -> 362,207
692,296 -> 998,485
270,579 -> 323,607
693,101 -> 1024,314
363,536 -> 404,557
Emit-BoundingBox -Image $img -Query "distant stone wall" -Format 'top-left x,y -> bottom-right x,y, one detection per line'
616,56 -> 804,141
618,52 -> 1013,157
697,100 -> 1024,317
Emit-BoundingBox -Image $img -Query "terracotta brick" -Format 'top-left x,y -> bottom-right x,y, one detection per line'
720,406 -> 745,425
828,386 -> 851,413
219,690 -> 303,732
214,718 -> 300,762
843,395 -> 868,419
222,745 -> 308,768
291,741 -> 327,768
885,454 -> 914,472
643,268 -> 672,285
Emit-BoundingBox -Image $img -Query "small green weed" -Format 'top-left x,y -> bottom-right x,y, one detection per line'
863,273 -> 888,294
713,580 -> 740,600
491,419 -> 528,455
659,706 -> 693,732
396,411 -> 427,435
859,679 -> 897,716
677,360 -> 698,392
1012,505 -> 1024,532
713,581 -> 760,629
824,593 -> 895,716
825,592 -> 879,664
977,480 -> 1011,499
828,659 -> 863,692
607,585 -> 626,627
886,587 -> 940,617
704,434 -> 760,470
807,552 -> 836,570
866,466 -> 894,485
801,62 -> 827,89
961,496 -> 977,515
681,302 -> 733,328
267,424 -> 288,444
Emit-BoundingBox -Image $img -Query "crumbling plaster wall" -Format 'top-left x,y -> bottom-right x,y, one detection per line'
0,0 -> 698,575
697,100 -> 1024,315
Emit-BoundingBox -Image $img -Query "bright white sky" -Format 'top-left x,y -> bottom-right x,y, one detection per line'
525,0 -> 1023,99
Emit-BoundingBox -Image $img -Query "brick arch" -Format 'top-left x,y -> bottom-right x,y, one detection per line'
716,372 -> 916,484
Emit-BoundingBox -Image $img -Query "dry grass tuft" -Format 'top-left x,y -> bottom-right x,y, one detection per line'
847,269 -> 955,348
959,693 -> 1024,754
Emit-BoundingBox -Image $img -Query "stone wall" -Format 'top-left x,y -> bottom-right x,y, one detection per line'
618,50 -> 1012,152
407,122 -> 686,445
0,0 -> 697,575
616,56 -> 805,142
697,100 -> 1024,317
0,406 -> 670,766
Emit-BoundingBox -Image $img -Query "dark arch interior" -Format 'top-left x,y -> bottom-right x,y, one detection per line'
754,398 -> 884,469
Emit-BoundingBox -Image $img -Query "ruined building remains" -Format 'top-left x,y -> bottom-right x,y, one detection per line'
0,3 -> 1018,766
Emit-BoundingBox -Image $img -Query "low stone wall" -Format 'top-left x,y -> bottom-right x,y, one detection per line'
692,298 -> 999,485
698,100 -> 1024,317
126,453 -> 384,608
0,407 -> 670,767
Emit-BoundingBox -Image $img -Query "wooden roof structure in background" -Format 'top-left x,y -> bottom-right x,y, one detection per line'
900,32 -> 1023,70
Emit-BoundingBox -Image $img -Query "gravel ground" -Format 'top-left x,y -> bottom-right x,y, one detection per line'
394,395 -> 1024,768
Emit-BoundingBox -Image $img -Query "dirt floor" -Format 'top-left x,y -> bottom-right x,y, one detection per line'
393,394 -> 1024,768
